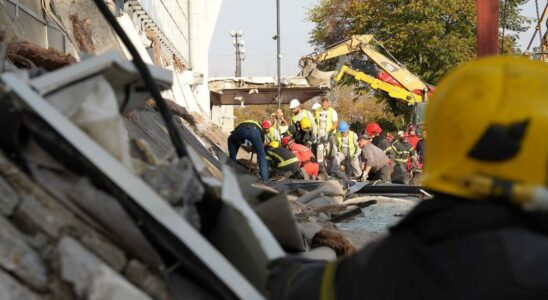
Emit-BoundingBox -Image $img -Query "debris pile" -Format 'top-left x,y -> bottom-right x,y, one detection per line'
0,3 -> 426,299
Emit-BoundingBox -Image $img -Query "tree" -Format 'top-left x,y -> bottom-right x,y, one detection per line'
307,0 -> 530,118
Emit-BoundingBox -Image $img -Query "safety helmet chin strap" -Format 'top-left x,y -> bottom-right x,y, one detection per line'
462,174 -> 548,212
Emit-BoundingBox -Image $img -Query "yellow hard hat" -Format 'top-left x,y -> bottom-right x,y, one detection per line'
269,141 -> 281,148
422,56 -> 548,210
300,117 -> 312,132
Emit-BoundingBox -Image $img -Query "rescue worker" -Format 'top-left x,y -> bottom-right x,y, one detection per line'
267,56 -> 548,299
415,130 -> 426,165
357,134 -> 393,182
331,121 -> 361,178
366,122 -> 391,152
266,141 -> 299,178
288,99 -> 316,139
407,124 -> 420,149
314,97 -> 338,174
271,108 -> 289,135
282,136 -> 320,180
262,120 -> 280,145
292,117 -> 315,148
386,131 -> 417,184
227,120 -> 268,182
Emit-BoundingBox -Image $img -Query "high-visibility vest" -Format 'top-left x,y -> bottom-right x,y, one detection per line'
268,127 -> 280,142
239,120 -> 261,130
291,110 -> 312,125
237,120 -> 265,143
315,107 -> 334,132
337,131 -> 357,156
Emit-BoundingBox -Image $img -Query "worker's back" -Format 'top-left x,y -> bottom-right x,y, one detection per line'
332,195 -> 548,299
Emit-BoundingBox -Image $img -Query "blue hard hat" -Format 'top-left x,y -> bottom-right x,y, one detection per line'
338,121 -> 349,132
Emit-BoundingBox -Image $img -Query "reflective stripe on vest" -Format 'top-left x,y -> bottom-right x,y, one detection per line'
315,107 -> 334,131
337,131 -> 356,155
268,151 -> 299,168
320,261 -> 337,300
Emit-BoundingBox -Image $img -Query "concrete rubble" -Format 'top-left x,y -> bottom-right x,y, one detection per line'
0,2 -> 427,299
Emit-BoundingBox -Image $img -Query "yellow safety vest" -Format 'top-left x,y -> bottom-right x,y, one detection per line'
315,107 -> 334,132
291,109 -> 312,124
268,127 -> 279,142
337,131 -> 357,156
239,120 -> 261,130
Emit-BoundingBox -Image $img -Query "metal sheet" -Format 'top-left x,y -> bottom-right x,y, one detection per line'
1,73 -> 263,300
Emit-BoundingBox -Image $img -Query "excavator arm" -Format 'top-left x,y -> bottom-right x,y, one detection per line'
300,35 -> 430,104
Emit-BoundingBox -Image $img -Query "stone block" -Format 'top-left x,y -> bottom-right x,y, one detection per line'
0,176 -> 20,216
0,215 -> 48,291
57,236 -> 151,300
80,231 -> 127,272
0,268 -> 42,300
124,260 -> 173,300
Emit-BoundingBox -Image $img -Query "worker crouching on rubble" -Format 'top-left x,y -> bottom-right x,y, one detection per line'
357,133 -> 393,182
227,120 -> 269,182
266,141 -> 299,178
331,121 -> 361,179
267,57 -> 548,299
282,136 -> 319,180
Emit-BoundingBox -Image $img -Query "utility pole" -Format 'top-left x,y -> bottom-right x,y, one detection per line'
274,0 -> 282,108
230,30 -> 245,77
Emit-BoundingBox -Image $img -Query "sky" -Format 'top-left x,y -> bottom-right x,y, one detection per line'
209,1 -> 545,78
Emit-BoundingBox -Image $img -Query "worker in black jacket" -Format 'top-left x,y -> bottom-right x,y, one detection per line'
227,120 -> 268,181
267,57 -> 548,300
266,141 -> 299,178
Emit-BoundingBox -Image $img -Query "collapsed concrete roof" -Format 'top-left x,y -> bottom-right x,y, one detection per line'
209,76 -> 329,106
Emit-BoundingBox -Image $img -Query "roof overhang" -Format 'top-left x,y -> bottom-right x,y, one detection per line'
210,86 -> 328,106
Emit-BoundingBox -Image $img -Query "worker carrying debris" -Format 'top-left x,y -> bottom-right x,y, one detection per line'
266,141 -> 299,178
282,136 -> 319,180
386,131 -> 417,184
227,120 -> 269,181
357,133 -> 393,182
314,97 -> 338,173
267,56 -> 548,299
331,121 -> 361,179
289,99 -> 317,143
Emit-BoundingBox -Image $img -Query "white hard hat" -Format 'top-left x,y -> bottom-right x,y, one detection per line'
312,103 -> 321,110
289,99 -> 301,109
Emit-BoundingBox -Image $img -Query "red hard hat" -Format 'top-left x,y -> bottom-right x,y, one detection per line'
281,136 -> 293,146
366,123 -> 382,136
261,120 -> 271,130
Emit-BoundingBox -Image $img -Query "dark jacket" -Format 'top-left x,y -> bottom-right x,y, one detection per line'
372,134 -> 391,152
268,194 -> 548,300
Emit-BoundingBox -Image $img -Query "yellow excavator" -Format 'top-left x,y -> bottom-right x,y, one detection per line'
299,34 -> 434,127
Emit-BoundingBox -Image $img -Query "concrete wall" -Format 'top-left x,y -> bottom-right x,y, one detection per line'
189,0 -> 223,119
211,105 -> 235,134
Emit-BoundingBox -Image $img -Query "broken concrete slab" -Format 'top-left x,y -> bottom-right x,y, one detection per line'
0,268 -> 42,300
297,180 -> 345,205
0,215 -> 49,291
57,236 -> 151,300
0,175 -> 20,216
80,231 -> 127,272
